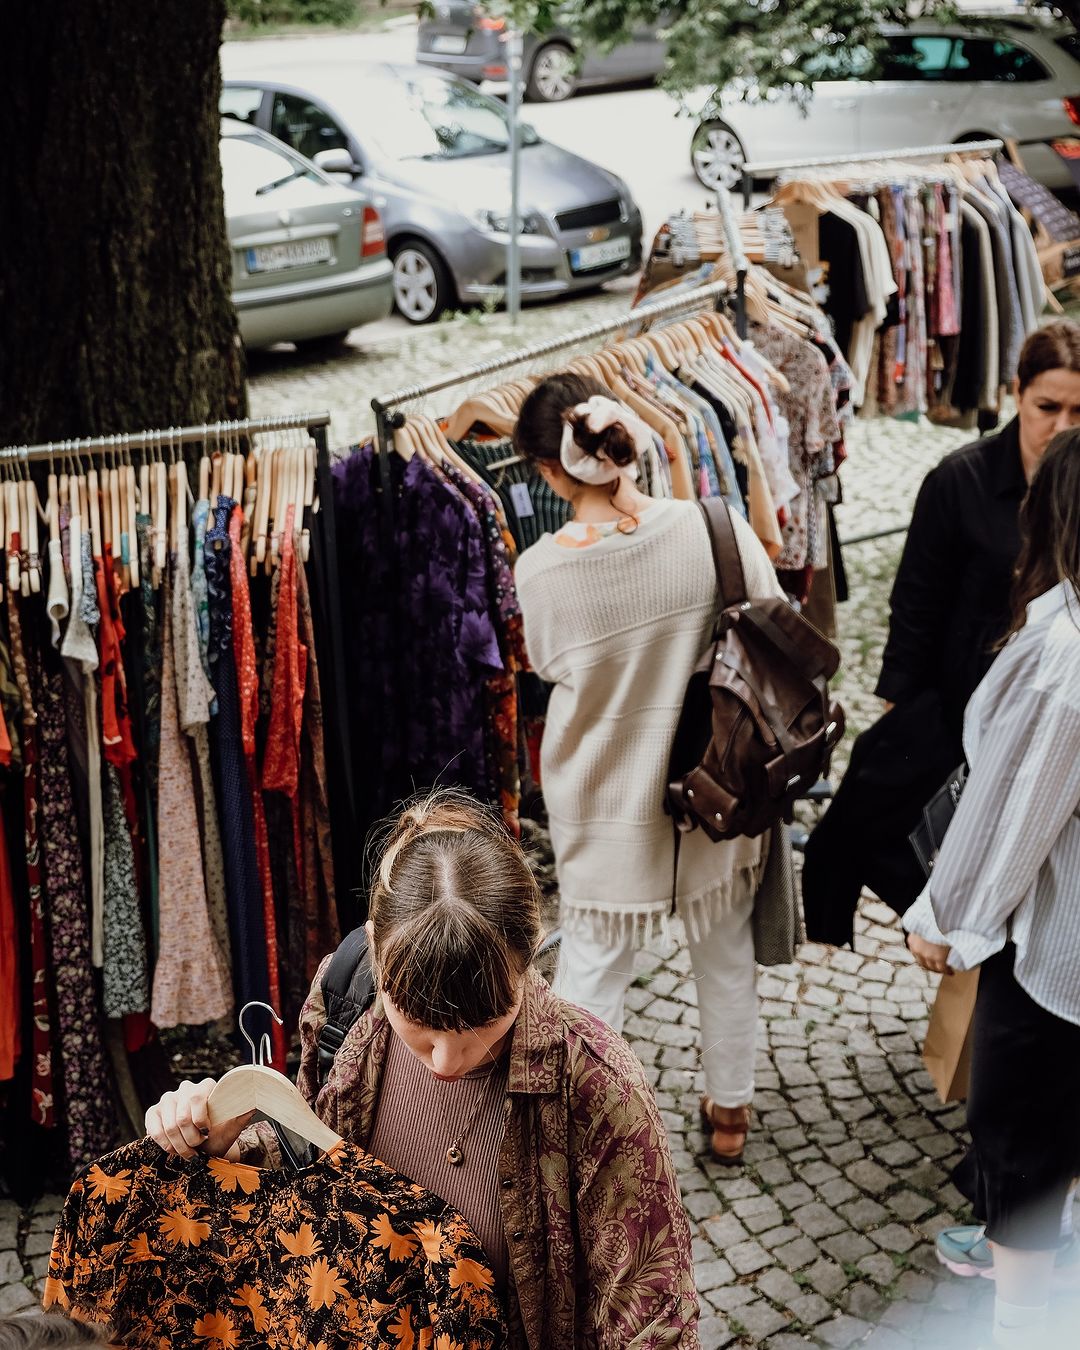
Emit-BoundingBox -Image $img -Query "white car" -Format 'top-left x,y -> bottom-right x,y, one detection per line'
692,11 -> 1080,191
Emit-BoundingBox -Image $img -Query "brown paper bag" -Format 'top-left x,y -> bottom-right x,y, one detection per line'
922,968 -> 980,1103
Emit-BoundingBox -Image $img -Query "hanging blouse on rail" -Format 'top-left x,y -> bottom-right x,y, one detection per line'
44,1137 -> 507,1349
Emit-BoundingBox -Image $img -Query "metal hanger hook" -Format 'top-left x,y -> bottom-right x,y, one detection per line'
238,1000 -> 283,1066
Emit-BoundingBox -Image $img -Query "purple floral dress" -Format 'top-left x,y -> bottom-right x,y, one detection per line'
332,447 -> 504,822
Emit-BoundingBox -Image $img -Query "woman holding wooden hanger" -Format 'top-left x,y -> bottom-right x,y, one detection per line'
145,789 -> 699,1349
513,372 -> 784,1166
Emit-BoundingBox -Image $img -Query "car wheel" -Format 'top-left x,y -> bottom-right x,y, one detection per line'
691,119 -> 746,191
526,43 -> 577,103
391,240 -> 453,324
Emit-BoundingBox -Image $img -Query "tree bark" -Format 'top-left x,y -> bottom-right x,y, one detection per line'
0,0 -> 246,447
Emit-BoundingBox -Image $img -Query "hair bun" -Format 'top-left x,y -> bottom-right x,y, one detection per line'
568,409 -> 638,468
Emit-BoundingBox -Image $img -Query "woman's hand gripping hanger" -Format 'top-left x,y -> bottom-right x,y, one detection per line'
207,1000 -> 342,1157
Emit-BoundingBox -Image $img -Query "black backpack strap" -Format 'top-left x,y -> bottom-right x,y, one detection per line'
698,500 -> 748,619
316,926 -> 375,1089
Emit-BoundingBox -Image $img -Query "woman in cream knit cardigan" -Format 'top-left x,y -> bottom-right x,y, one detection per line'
514,372 -> 783,1162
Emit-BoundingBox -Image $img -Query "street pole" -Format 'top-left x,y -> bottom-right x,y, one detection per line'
506,27 -> 523,326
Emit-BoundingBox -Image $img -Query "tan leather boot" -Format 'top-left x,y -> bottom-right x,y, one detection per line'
700,1097 -> 751,1165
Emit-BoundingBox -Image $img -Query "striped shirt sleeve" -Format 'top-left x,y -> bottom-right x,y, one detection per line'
907,682 -> 1080,969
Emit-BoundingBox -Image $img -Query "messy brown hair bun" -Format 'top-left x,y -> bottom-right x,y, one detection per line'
565,404 -> 637,468
368,789 -> 542,1031
513,371 -> 631,469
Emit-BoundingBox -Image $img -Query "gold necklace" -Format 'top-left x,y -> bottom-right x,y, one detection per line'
440,1064 -> 499,1167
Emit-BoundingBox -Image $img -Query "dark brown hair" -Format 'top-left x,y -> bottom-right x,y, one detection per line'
1017,319 -> 1080,393
368,790 -> 542,1031
1003,429 -> 1080,642
0,1317 -> 110,1348
513,371 -> 637,474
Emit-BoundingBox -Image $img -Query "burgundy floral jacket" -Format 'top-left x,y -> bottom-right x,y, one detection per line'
241,967 -> 699,1349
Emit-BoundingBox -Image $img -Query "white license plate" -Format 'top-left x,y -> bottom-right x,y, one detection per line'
569,236 -> 632,273
246,237 -> 334,274
430,34 -> 467,53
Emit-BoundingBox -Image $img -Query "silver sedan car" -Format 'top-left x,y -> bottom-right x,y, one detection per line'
222,65 -> 644,324
222,119 -> 393,349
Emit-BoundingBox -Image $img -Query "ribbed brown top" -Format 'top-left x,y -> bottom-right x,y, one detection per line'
368,1031 -> 510,1290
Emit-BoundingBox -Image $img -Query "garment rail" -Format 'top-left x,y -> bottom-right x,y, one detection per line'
0,411 -> 331,465
371,278 -> 738,421
741,138 -> 1005,206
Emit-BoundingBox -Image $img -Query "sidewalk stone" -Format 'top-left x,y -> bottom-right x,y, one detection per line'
817,1314 -> 875,1348
727,1239 -> 772,1275
0,1284 -> 36,1315
869,1224 -> 920,1254
736,1299 -> 792,1340
793,1204 -> 848,1240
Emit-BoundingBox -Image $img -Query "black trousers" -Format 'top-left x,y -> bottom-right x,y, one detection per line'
954,945 -> 1080,1250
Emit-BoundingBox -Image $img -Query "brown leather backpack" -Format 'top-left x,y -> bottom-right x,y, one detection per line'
665,500 -> 845,845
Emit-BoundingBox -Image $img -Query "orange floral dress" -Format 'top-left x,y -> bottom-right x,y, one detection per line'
43,1138 -> 506,1349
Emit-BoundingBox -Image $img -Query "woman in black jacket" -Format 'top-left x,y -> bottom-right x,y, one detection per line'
803,321 -> 1080,944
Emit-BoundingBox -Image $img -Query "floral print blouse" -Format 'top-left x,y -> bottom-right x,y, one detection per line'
44,1136 -> 506,1349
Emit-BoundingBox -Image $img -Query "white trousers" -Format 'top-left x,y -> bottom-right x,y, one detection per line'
553,874 -> 758,1107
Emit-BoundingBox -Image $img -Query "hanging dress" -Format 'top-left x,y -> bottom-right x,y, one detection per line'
228,503 -> 284,1064
6,603 -> 55,1129
205,498 -> 271,1029
150,554 -> 233,1028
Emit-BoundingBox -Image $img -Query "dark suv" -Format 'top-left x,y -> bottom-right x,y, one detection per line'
417,0 -> 665,102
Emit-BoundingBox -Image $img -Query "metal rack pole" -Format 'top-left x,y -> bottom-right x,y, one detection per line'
741,137 -> 1004,207
745,136 -> 1003,178
714,183 -> 749,338
370,278 -> 731,418
0,411 -> 332,465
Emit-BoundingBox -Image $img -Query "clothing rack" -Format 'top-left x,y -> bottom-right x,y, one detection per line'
741,137 -> 1005,206
0,411 -> 332,465
370,277 -> 736,424
0,407 -> 360,943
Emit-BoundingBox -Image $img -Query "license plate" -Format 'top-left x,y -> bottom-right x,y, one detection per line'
430,33 -> 467,53
246,237 -> 334,274
569,236 -> 632,273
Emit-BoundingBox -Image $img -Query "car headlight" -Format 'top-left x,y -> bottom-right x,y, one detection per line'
470,208 -> 543,236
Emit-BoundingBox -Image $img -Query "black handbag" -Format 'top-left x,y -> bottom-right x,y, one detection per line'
909,763 -> 968,878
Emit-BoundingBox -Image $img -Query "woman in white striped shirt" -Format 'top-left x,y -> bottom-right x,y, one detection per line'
904,430 -> 1080,1350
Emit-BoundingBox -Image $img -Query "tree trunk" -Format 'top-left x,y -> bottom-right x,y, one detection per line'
0,0 -> 245,447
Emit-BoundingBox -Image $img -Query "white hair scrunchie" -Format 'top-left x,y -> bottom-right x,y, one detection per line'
559,395 -> 651,486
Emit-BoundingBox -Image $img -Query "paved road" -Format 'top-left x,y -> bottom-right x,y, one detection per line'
222,22 -> 710,345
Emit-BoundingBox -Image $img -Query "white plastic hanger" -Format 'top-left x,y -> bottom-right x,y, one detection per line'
207,1001 -> 341,1152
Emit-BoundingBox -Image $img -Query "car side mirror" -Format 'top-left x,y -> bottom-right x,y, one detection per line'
313,148 -> 360,177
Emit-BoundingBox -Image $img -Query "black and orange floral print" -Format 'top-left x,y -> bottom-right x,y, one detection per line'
44,1137 -> 505,1350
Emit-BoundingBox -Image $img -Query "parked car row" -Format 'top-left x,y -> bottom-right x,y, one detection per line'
222,63 -> 643,331
224,8 -> 1080,347
692,11 -> 1080,191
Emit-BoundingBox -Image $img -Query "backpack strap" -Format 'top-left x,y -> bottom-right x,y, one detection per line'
316,926 -> 375,1089
698,500 -> 747,620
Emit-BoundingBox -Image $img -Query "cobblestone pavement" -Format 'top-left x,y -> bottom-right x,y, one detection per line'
4,325 -> 1076,1345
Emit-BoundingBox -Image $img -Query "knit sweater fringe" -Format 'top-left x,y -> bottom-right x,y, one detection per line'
559,860 -> 764,947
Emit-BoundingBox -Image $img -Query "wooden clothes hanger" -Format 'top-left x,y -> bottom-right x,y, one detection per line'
207,1002 -> 341,1154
